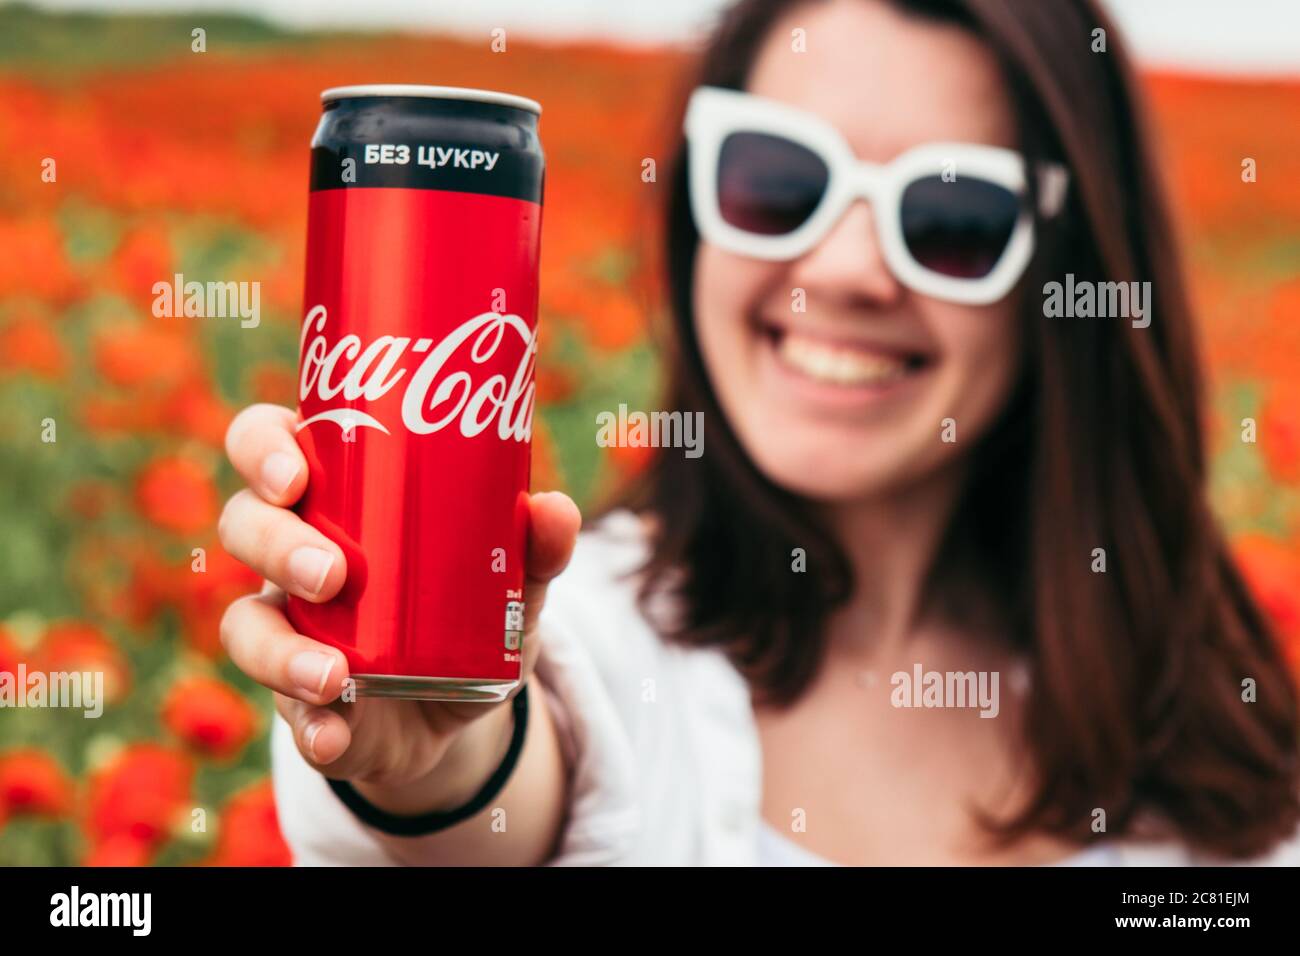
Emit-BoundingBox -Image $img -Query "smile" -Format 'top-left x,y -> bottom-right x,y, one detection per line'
756,320 -> 934,392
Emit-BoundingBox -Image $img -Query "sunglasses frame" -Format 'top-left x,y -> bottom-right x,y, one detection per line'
684,86 -> 1070,306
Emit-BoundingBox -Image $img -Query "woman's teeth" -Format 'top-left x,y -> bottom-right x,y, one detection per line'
774,332 -> 913,386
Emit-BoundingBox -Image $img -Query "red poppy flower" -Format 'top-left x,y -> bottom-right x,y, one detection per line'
0,217 -> 82,304
92,323 -> 199,389
0,311 -> 68,380
33,621 -> 130,705
0,749 -> 75,820
133,454 -> 219,536
206,780 -> 292,867
161,676 -> 258,760
84,743 -> 194,848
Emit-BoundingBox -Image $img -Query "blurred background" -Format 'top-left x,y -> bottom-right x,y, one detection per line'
0,0 -> 1296,865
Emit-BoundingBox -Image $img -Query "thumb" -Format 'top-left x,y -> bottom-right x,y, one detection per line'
521,491 -> 581,635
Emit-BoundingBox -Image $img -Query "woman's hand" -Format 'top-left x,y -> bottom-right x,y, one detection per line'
218,403 -> 580,815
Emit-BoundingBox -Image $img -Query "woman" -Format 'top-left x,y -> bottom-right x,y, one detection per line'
218,0 -> 1300,865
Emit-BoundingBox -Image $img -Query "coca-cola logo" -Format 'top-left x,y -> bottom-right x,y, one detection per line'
296,304 -> 536,441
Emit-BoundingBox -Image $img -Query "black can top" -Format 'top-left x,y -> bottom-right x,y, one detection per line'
311,85 -> 544,202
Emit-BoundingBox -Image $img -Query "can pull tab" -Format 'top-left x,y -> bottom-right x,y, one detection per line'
504,601 -> 525,650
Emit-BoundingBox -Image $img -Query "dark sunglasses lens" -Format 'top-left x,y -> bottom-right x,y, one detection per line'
900,176 -> 1021,279
716,132 -> 830,236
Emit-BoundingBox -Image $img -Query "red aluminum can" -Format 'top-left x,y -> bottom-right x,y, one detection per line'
286,85 -> 544,702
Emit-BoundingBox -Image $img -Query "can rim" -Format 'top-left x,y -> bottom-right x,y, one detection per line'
320,84 -> 541,115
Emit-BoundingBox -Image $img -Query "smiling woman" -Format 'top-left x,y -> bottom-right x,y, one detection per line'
618,0 -> 1300,862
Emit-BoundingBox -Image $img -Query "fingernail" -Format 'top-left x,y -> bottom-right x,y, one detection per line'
262,451 -> 301,497
288,547 -> 335,595
303,717 -> 327,761
289,650 -> 337,697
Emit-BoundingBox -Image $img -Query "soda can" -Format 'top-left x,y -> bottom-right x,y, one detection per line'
287,84 -> 544,702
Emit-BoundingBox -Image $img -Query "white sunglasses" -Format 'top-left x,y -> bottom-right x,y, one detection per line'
684,86 -> 1070,306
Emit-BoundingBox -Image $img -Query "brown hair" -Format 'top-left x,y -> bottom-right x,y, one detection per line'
613,0 -> 1300,858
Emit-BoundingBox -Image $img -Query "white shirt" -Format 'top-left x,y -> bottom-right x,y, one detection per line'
272,510 -> 1300,866
758,822 -> 838,866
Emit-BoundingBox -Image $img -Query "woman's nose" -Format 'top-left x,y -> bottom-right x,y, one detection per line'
787,200 -> 903,306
